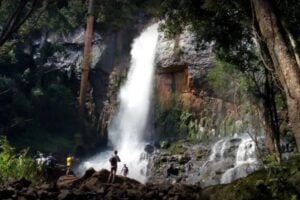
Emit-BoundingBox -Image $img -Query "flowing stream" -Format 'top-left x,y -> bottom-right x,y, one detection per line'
77,23 -> 159,182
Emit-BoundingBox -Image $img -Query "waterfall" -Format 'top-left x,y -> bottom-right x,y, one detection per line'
220,136 -> 259,184
77,23 -> 159,183
108,23 -> 159,181
200,134 -> 261,186
109,22 -> 159,152
209,139 -> 227,161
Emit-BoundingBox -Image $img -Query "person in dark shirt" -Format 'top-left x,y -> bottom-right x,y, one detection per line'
107,150 -> 121,183
121,164 -> 129,177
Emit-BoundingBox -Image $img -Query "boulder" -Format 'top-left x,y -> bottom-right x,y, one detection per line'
144,144 -> 155,154
57,175 -> 80,189
82,168 -> 96,180
57,189 -> 71,200
10,178 -> 31,189
80,169 -> 141,192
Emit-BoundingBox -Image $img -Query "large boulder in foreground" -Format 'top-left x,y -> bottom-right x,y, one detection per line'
57,168 -> 141,190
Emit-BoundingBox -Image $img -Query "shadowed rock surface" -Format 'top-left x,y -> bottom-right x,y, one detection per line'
0,168 -> 203,200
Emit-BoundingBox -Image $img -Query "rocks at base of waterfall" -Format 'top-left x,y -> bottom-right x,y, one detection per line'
144,144 -> 155,154
147,136 -> 262,187
198,136 -> 262,187
57,168 -> 141,191
146,143 -> 210,186
198,159 -> 236,187
220,162 -> 262,184
0,169 -> 204,200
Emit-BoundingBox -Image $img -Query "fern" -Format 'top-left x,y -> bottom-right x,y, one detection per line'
0,136 -> 38,183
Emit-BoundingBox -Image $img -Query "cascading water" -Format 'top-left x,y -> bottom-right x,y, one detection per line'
209,139 -> 227,161
220,136 -> 260,184
77,23 -> 159,183
199,134 -> 261,186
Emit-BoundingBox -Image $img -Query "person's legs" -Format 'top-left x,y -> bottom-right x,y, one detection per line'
107,167 -> 113,183
111,167 -> 117,183
66,166 -> 70,176
107,167 -> 117,183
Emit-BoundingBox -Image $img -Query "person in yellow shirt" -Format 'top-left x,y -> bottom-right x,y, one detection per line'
66,154 -> 74,176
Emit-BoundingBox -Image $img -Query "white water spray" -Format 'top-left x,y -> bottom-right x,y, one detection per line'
78,23 -> 159,183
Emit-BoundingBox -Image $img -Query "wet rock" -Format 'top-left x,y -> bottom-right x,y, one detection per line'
17,196 -> 27,200
0,167 -> 205,200
80,169 -> 141,192
57,189 -> 70,200
82,168 -> 96,180
10,178 -> 32,191
144,144 -> 155,154
160,141 -> 171,149
178,155 -> 190,164
57,175 -> 80,189
0,189 -> 15,199
229,138 -> 242,144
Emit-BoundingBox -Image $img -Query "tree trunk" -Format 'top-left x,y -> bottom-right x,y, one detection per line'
253,19 -> 281,159
262,69 -> 281,160
79,0 -> 95,115
253,0 -> 300,151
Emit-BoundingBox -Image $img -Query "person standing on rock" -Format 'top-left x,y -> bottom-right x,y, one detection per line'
44,153 -> 56,180
107,150 -> 121,183
66,154 -> 74,176
121,164 -> 129,177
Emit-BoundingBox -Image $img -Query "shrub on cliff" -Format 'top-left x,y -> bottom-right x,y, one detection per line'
0,136 -> 38,183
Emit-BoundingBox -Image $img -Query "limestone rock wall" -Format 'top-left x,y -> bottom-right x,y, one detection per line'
154,30 -> 247,139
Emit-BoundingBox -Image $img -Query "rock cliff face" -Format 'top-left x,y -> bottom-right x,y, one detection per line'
18,21 -> 255,147
15,19 -> 151,149
154,30 -> 246,139
155,30 -> 214,108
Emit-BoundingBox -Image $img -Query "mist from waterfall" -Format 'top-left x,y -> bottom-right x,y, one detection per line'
77,23 -> 159,183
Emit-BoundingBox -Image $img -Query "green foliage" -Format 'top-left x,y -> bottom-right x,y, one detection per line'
95,0 -> 159,29
155,100 -> 195,139
207,60 -> 234,91
262,154 -> 283,178
207,59 -> 252,102
0,0 -> 161,47
0,69 -> 80,153
0,41 -> 17,61
260,154 -> 300,199
168,142 -> 185,154
155,100 -> 187,138
0,136 -> 38,183
32,83 -> 77,131
0,76 -> 33,131
158,0 -> 300,71
207,155 -> 300,200
158,0 -> 253,49
275,93 -> 287,111
24,0 -> 86,33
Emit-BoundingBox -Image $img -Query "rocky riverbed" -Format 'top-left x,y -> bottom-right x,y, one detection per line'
146,135 -> 262,187
2,154 -> 300,200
